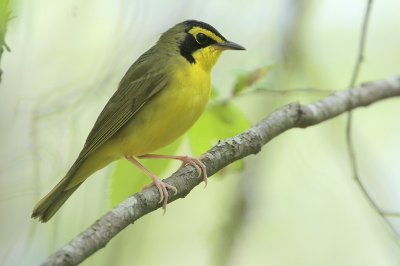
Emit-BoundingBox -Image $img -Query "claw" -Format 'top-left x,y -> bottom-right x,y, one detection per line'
178,156 -> 208,187
126,156 -> 178,211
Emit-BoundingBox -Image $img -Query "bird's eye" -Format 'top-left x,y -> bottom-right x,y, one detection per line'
196,33 -> 208,45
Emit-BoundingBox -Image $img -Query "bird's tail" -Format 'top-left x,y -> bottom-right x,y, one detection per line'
31,171 -> 81,223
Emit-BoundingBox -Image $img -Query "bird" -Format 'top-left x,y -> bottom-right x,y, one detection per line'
31,20 -> 245,222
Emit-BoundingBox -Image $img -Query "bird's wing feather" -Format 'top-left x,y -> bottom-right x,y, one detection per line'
74,52 -> 168,166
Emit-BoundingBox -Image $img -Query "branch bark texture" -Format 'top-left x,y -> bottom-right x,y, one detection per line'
42,76 -> 400,266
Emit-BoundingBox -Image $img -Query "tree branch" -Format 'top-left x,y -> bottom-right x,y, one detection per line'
346,0 -> 373,201
344,1 -> 400,237
42,76 -> 400,266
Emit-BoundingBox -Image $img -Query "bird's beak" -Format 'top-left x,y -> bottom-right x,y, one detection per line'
215,40 -> 246,51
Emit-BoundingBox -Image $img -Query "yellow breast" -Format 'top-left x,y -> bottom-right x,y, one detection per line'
117,60 -> 211,156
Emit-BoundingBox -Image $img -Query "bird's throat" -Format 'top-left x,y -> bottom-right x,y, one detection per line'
191,47 -> 222,72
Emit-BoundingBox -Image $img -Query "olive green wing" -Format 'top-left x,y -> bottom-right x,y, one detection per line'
74,54 -> 168,167
31,51 -> 170,222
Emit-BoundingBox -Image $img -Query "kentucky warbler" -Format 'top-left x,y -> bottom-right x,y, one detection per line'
32,20 -> 245,222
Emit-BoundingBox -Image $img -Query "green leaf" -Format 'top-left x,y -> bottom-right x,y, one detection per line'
188,102 -> 249,173
232,65 -> 272,96
109,138 -> 183,207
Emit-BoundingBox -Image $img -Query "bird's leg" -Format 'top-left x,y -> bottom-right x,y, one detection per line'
138,154 -> 208,186
125,156 -> 177,211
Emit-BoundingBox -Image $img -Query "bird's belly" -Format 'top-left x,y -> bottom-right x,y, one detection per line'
116,68 -> 211,156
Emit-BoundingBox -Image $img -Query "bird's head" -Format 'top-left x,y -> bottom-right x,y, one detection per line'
159,20 -> 245,71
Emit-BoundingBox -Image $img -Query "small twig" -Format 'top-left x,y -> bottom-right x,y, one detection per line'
345,0 -> 399,235
41,76 -> 400,266
346,0 -> 372,177
252,87 -> 337,95
217,87 -> 336,106
348,0 -> 373,87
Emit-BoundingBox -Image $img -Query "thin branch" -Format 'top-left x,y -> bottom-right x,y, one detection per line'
344,0 -> 398,233
346,0 -> 373,178
250,87 -> 337,96
41,76 -> 400,266
348,0 -> 373,88
217,88 -> 337,107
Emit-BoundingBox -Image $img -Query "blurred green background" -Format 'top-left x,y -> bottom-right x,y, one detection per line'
1,0 -> 400,265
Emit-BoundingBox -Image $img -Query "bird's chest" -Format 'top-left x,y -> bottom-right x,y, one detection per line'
167,64 -> 211,122
119,63 -> 211,155
149,64 -> 211,137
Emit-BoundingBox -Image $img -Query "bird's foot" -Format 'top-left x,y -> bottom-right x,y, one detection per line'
139,154 -> 208,186
142,177 -> 177,211
126,156 -> 177,211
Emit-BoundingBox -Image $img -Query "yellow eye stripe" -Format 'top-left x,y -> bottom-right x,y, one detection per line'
188,27 -> 224,44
